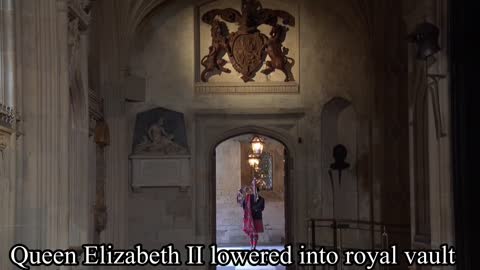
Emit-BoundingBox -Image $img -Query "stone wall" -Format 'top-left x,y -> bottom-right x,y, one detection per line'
215,139 -> 243,245
0,0 -> 458,269
124,0 -> 374,250
118,0 -> 414,258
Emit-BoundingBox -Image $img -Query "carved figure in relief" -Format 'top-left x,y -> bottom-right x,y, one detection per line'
135,118 -> 188,155
148,118 -> 173,143
261,24 -> 295,82
200,19 -> 231,82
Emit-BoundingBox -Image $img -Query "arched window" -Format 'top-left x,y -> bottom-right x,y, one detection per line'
257,151 -> 273,190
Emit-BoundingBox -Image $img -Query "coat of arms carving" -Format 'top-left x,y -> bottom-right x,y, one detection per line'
200,0 -> 295,83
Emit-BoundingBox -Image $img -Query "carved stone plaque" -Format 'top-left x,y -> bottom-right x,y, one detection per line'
130,108 -> 191,188
132,108 -> 189,155
130,155 -> 190,188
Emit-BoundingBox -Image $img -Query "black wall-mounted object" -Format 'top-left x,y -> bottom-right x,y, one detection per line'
329,144 -> 350,184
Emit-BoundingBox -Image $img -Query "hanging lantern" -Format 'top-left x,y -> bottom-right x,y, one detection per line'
250,135 -> 264,155
248,152 -> 260,168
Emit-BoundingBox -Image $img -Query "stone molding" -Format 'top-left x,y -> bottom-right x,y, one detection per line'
194,82 -> 299,94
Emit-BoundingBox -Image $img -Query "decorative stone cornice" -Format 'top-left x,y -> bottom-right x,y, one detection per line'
195,82 -> 299,94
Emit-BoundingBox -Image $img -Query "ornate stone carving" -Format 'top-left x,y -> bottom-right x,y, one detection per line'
262,24 -> 295,81
201,20 -> 231,82
130,108 -> 191,190
0,124 -> 14,153
0,132 -> 8,152
228,30 -> 266,82
132,108 -> 189,155
0,103 -> 15,129
134,118 -> 188,155
200,0 -> 295,83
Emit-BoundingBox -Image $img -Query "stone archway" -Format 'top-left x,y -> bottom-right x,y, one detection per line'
213,133 -> 290,247
193,111 -> 306,248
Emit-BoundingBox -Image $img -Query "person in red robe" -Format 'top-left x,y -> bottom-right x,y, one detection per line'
242,183 -> 265,249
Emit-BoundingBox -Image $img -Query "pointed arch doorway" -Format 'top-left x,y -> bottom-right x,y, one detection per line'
193,111 -> 305,252
213,133 -> 291,248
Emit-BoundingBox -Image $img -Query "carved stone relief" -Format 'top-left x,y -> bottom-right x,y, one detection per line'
0,130 -> 8,152
200,0 -> 295,83
0,103 -> 15,156
132,108 -> 189,155
0,125 -> 13,180
0,103 -> 15,129
130,108 -> 191,189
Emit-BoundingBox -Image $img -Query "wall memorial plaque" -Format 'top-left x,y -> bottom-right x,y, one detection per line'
129,108 -> 190,188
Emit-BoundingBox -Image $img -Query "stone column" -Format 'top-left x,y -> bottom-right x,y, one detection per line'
95,0 -> 129,258
16,0 -> 70,259
0,1 -> 16,268
404,1 -> 454,262
427,1 -> 455,264
0,0 -> 15,107
67,0 -> 94,252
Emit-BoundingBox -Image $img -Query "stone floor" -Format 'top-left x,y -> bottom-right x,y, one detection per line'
216,246 -> 286,270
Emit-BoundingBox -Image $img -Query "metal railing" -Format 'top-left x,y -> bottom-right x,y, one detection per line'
307,218 -> 410,270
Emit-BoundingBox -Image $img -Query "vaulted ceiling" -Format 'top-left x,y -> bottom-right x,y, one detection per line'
116,0 -> 170,41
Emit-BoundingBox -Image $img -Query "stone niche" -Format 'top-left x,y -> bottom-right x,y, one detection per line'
195,0 -> 300,94
129,108 -> 191,189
